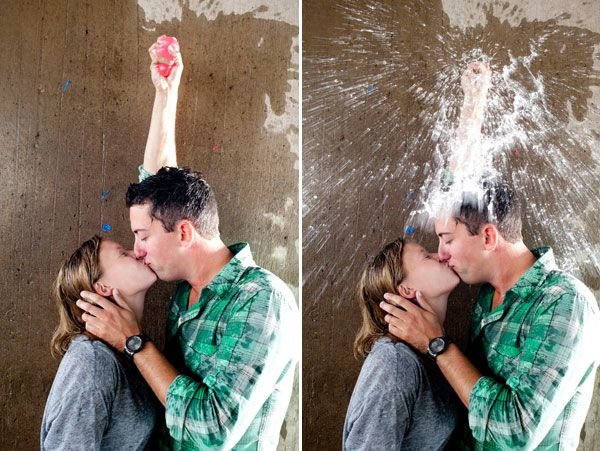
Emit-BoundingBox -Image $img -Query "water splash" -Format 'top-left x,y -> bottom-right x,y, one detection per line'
303,0 -> 600,304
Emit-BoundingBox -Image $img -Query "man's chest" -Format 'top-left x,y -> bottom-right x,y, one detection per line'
167,295 -> 239,374
472,297 -> 541,378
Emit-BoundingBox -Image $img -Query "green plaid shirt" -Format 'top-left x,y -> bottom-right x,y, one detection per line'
466,247 -> 600,450
160,242 -> 298,450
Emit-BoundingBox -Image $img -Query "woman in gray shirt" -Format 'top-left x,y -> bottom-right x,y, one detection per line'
41,236 -> 159,450
343,238 -> 460,450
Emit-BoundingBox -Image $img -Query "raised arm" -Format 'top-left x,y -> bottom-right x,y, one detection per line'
143,39 -> 183,174
448,61 -> 491,174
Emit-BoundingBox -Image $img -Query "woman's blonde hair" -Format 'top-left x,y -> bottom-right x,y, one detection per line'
354,238 -> 405,359
50,236 -> 103,358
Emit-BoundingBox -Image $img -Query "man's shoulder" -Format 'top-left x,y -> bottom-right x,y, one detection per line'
532,270 -> 599,321
236,265 -> 296,304
539,270 -> 595,303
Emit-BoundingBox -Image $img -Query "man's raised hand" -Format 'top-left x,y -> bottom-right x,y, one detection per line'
149,40 -> 184,94
461,61 -> 492,102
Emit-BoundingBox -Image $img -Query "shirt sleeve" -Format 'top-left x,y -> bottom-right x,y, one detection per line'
138,164 -> 154,182
468,289 -> 599,449
164,287 -> 298,449
41,345 -> 116,451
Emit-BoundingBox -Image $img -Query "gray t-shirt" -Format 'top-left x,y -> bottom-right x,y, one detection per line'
343,338 -> 459,451
41,336 -> 159,451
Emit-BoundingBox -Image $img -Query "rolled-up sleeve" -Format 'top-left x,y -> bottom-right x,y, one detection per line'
468,292 -> 599,449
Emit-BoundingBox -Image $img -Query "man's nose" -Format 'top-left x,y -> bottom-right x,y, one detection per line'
133,241 -> 146,259
437,243 -> 450,262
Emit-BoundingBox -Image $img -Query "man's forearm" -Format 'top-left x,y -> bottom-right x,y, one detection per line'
455,98 -> 486,145
143,91 -> 178,174
436,343 -> 482,408
449,98 -> 487,171
133,341 -> 179,406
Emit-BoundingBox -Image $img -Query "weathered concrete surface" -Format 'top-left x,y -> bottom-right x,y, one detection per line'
0,1 -> 298,449
303,1 -> 600,450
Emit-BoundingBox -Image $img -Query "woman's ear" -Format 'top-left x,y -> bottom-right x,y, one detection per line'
93,281 -> 113,297
397,283 -> 416,299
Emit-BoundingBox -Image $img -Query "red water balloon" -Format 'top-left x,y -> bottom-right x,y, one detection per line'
151,35 -> 179,77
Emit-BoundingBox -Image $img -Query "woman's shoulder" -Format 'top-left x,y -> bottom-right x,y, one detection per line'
61,336 -> 122,386
66,335 -> 117,361
358,339 -> 423,389
367,338 -> 422,369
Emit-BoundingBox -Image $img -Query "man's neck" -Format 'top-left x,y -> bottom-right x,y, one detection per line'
489,241 -> 536,302
186,239 -> 234,305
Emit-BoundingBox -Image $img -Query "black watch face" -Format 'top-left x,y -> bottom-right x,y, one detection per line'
127,335 -> 143,352
430,337 -> 446,354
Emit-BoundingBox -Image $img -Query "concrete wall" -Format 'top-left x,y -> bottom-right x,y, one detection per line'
0,1 -> 298,449
303,1 -> 600,450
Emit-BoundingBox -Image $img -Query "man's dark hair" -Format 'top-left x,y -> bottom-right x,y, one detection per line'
126,167 -> 219,238
455,179 -> 522,243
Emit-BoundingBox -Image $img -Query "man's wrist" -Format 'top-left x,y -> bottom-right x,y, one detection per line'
156,88 -> 179,99
123,333 -> 151,360
427,335 -> 452,360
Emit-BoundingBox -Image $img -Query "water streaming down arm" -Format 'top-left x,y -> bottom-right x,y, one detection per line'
142,37 -> 182,174
447,62 -> 492,182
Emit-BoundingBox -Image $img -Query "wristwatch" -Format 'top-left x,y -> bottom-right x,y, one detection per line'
124,334 -> 150,360
427,336 -> 452,360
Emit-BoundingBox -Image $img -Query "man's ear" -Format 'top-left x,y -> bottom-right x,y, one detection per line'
178,220 -> 195,248
93,281 -> 113,297
482,224 -> 499,251
397,283 -> 416,299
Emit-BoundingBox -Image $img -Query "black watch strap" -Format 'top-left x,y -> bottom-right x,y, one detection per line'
123,333 -> 150,360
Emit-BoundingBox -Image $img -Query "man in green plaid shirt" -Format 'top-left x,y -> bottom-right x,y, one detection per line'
78,41 -> 298,450
381,180 -> 600,450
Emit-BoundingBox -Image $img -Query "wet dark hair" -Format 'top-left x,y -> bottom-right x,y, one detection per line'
456,179 -> 522,242
126,167 -> 220,238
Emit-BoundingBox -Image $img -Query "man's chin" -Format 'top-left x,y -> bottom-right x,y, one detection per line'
154,271 -> 179,283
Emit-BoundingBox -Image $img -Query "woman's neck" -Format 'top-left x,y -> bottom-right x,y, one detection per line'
119,290 -> 147,323
424,294 -> 449,324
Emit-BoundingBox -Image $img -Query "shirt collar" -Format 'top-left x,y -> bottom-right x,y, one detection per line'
508,246 -> 556,300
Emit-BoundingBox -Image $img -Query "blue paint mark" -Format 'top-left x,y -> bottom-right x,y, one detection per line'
404,191 -> 413,202
100,190 -> 110,201
63,79 -> 71,92
367,83 -> 375,95
405,226 -> 415,235
101,224 -> 112,233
